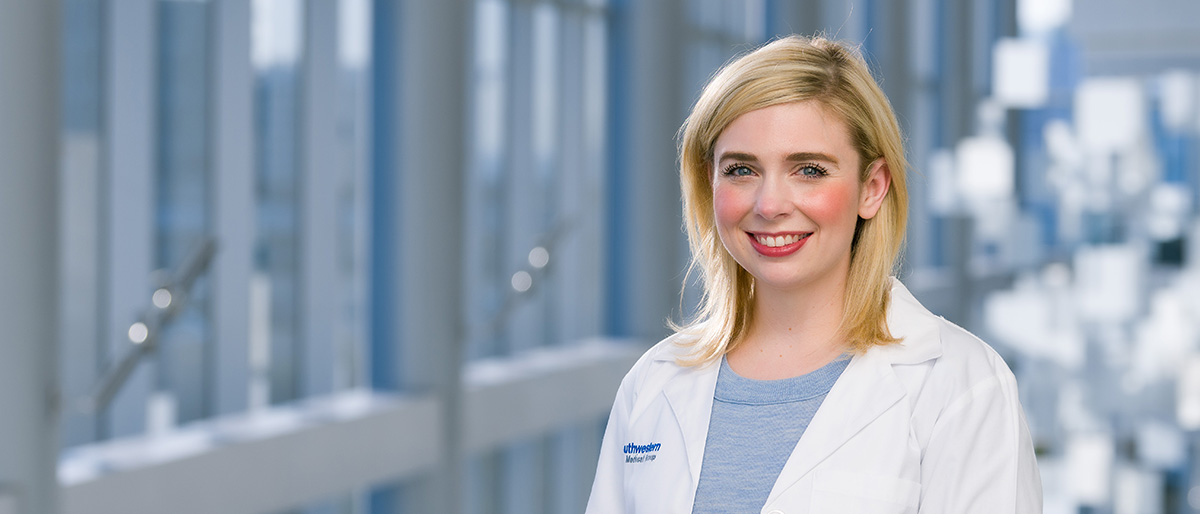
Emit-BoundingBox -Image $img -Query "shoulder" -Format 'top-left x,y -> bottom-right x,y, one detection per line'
883,284 -> 1043,507
882,289 -> 1025,457
929,316 -> 1018,392
878,278 -> 1021,416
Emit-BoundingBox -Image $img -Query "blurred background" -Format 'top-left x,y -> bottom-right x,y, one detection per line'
2,0 -> 1200,512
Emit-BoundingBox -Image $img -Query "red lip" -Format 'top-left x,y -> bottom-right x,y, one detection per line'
746,232 -> 810,257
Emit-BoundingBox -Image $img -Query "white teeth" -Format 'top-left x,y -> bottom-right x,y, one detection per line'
756,234 -> 805,247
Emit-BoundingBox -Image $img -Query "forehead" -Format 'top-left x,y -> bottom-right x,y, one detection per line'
713,101 -> 856,165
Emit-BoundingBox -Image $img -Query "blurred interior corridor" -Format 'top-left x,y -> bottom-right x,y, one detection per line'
3,0 -> 1200,512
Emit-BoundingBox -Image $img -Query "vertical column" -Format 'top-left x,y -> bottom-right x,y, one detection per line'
0,2 -> 60,513
607,0 -> 689,340
578,10 -> 608,341
553,9 -> 602,344
995,0 -> 1023,198
104,0 -> 157,438
939,0 -> 976,147
969,0 -> 1000,112
943,214 -> 974,327
946,0 -> 990,313
211,0 -> 254,416
870,0 -> 914,118
375,0 -> 472,512
906,0 -> 940,270
869,0 -> 926,277
369,0 -> 401,499
301,0 -> 340,398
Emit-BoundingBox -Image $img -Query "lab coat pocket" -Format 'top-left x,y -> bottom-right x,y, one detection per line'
810,469 -> 920,513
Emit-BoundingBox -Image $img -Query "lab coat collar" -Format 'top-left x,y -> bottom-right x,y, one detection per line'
874,276 -> 944,365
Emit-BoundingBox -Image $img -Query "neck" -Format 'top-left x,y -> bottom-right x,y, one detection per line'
726,268 -> 850,379
752,275 -> 847,348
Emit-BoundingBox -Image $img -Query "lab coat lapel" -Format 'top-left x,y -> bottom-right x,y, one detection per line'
764,278 -> 943,505
661,358 -> 720,496
763,349 -> 903,504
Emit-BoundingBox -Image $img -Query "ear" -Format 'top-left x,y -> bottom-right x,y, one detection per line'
858,158 -> 891,220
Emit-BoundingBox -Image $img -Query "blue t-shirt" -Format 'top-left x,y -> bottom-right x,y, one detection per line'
691,354 -> 851,513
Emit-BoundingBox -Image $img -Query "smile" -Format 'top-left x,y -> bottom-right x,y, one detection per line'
754,233 -> 809,247
747,231 -> 811,256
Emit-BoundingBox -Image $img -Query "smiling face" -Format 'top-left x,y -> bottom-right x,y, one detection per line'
711,100 -> 889,297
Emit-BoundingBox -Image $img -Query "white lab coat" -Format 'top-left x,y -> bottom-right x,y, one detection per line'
585,278 -> 1042,513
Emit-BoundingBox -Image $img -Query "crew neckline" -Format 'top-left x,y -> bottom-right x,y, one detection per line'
714,354 -> 851,405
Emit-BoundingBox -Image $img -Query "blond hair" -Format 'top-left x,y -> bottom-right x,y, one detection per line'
674,35 -> 909,365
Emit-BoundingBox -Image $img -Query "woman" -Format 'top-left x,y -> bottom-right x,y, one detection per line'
586,36 -> 1041,513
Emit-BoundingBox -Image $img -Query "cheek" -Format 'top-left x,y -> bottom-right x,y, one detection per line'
712,185 -> 748,228
802,182 -> 861,226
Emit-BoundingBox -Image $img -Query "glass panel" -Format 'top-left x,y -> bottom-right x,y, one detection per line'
334,0 -> 372,390
466,0 -> 510,360
60,0 -> 106,448
156,0 -> 213,425
532,4 -> 558,168
252,0 -> 306,406
502,2 -> 561,353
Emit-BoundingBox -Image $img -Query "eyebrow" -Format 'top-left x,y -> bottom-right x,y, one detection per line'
716,151 -> 840,166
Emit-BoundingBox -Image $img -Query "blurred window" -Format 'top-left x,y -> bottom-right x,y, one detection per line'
57,0 -> 372,448
464,0 -> 610,360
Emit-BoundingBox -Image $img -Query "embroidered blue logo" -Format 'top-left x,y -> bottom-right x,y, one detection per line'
623,442 -> 661,463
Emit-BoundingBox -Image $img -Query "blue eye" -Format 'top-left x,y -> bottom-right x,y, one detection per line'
723,164 -> 754,177
798,164 -> 829,177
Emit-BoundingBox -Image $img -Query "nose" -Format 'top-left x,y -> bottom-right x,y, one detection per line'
753,176 -> 791,219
